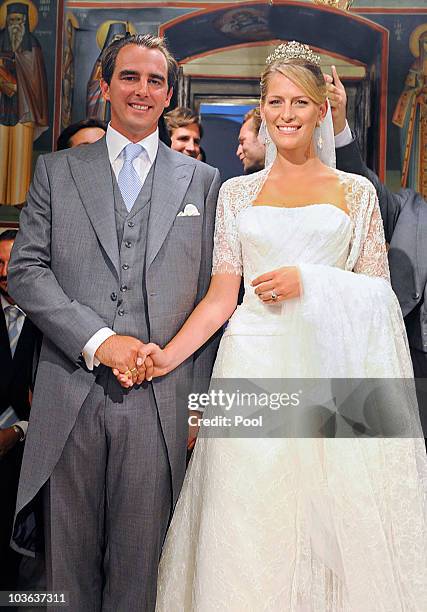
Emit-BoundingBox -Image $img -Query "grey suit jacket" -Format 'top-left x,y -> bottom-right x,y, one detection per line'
8,137 -> 221,530
336,140 -> 427,352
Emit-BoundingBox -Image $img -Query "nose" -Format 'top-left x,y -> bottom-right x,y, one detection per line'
185,139 -> 196,153
236,144 -> 243,159
281,102 -> 295,122
0,258 -> 7,274
135,78 -> 149,97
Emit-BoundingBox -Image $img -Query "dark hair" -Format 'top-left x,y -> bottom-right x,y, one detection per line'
56,119 -> 107,151
0,229 -> 18,241
164,107 -> 203,138
101,33 -> 178,91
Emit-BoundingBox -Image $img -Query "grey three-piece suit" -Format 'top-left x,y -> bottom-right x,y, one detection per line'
8,137 -> 221,611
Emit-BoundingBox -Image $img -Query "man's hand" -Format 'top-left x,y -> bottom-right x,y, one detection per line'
188,410 -> 201,451
95,334 -> 148,384
252,266 -> 302,304
113,343 -> 171,388
0,427 -> 21,458
325,65 -> 347,136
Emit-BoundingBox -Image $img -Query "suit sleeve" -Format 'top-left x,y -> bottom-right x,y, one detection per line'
335,139 -> 402,244
8,155 -> 111,364
192,167 -> 222,385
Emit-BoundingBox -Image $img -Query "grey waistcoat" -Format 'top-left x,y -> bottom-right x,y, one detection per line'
111,161 -> 155,343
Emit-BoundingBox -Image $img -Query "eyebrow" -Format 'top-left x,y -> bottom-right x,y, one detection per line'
267,94 -> 310,100
118,70 -> 166,82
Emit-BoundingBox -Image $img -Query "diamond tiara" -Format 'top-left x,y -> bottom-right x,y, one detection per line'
266,41 -> 321,67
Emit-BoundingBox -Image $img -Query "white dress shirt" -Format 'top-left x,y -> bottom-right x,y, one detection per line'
334,120 -> 353,148
1,294 -> 28,437
82,125 -> 159,370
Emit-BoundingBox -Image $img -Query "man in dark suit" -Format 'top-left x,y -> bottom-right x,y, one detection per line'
327,68 -> 427,436
0,229 -> 42,594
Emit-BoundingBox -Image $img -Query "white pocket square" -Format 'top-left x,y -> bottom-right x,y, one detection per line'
177,204 -> 200,217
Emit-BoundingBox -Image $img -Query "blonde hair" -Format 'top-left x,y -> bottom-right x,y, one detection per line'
260,58 -> 326,105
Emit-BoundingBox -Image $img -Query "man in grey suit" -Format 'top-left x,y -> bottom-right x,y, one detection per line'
8,34 -> 220,611
327,68 -> 427,438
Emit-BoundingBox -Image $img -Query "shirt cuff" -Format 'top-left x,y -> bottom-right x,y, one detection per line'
334,121 -> 353,148
82,328 -> 116,370
14,420 -> 28,438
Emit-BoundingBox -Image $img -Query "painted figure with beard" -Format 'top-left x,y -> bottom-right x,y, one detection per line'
0,0 -> 48,205
392,24 -> 427,199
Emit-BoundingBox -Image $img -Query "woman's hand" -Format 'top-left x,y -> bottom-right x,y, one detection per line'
252,266 -> 302,304
112,343 -> 171,388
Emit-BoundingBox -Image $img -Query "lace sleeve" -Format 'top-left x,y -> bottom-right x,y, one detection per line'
353,184 -> 390,282
343,172 -> 390,283
212,181 -> 243,275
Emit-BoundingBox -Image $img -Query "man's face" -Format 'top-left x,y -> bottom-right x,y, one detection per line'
236,118 -> 265,173
100,44 -> 173,142
170,124 -> 201,158
7,13 -> 25,27
69,127 -> 106,148
0,239 -> 14,301
7,12 -> 26,51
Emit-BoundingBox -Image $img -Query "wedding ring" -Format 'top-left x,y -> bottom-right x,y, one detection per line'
271,291 -> 278,301
129,367 -> 138,374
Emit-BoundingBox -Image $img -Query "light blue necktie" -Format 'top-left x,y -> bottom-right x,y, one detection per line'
117,143 -> 144,211
5,304 -> 21,357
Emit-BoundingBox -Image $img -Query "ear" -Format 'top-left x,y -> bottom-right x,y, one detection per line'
318,100 -> 328,124
164,87 -> 173,109
100,79 -> 110,102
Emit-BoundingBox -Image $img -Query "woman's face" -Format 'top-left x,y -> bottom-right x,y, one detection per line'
261,72 -> 326,155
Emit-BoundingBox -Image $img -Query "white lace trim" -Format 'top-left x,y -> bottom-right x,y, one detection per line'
212,168 -> 391,283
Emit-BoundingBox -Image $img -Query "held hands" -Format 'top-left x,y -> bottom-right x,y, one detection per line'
324,65 -> 347,136
112,342 -> 171,389
252,266 -> 302,304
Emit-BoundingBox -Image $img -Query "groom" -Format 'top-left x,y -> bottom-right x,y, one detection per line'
8,34 -> 220,611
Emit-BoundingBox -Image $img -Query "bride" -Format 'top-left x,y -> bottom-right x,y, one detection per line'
119,42 -> 427,610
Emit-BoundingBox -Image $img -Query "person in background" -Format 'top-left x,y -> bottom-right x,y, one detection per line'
56,118 -> 107,150
0,230 -> 42,598
164,106 -> 202,159
327,65 -> 427,439
236,107 -> 265,174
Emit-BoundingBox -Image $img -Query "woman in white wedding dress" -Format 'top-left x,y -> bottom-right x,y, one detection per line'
124,43 -> 427,610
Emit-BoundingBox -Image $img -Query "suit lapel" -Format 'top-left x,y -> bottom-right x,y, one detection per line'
146,143 -> 195,269
68,137 -> 120,277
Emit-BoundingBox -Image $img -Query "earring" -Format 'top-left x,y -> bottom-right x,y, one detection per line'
317,128 -> 323,150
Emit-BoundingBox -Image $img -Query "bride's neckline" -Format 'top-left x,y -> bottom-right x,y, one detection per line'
249,202 -> 350,219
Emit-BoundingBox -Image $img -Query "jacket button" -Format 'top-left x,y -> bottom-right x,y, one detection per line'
413,292 -> 420,300
122,264 -> 129,270
125,241 -> 132,248
118,309 -> 125,317
120,285 -> 128,292
110,292 -> 117,301
128,221 -> 135,228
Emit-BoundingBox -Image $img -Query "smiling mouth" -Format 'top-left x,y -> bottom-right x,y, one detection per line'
277,126 -> 300,133
129,103 -> 150,111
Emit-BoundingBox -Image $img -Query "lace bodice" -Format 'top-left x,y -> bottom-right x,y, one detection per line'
212,167 -> 390,283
